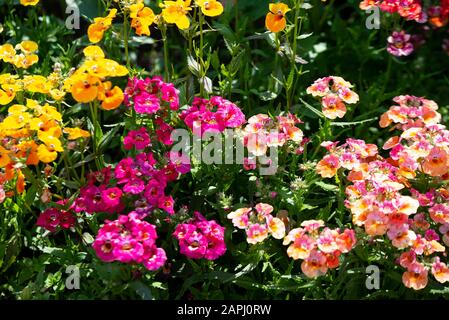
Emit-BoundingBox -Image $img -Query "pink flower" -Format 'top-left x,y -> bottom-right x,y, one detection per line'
387,31 -> 414,57
158,195 -> 175,215
246,223 -> 269,244
123,179 -> 145,195
134,92 -> 160,114
143,247 -> 167,271
123,127 -> 151,150
301,250 -> 328,278
179,231 -> 208,259
36,208 -> 61,232
101,187 -> 123,208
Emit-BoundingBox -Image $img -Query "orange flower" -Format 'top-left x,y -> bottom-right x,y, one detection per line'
316,154 -> 340,178
70,75 -> 101,103
98,82 -> 124,110
301,250 -> 328,278
402,263 -> 428,290
88,9 -> 117,43
431,258 -> 449,283
265,3 -> 290,33
320,93 -> 347,120
0,146 -> 12,168
130,3 -> 156,36
16,169 -> 25,194
64,127 -> 91,140
422,147 -> 449,177
16,140 -> 39,166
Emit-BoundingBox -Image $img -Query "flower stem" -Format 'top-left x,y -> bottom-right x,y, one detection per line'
161,24 -> 170,82
123,9 -> 131,69
199,10 -> 205,97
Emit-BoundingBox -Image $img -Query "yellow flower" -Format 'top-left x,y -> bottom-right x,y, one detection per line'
23,75 -> 52,93
0,87 -> 16,105
2,112 -> 32,130
265,3 -> 291,33
161,0 -> 192,30
87,9 -> 117,43
49,89 -> 66,101
0,44 -> 16,63
20,0 -> 40,6
12,53 -> 39,69
37,143 -> 62,163
97,81 -> 124,110
80,58 -> 128,78
83,45 -> 106,60
130,4 -> 156,36
195,0 -> 223,17
16,40 -> 38,54
64,127 -> 91,140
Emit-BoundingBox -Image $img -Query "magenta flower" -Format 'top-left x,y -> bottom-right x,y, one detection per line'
123,127 -> 151,150
174,213 -> 226,260
387,31 -> 414,57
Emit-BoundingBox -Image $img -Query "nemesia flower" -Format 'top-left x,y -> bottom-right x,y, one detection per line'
265,3 -> 291,33
227,203 -> 286,244
160,0 -> 192,30
174,212 -> 226,260
20,0 -> 40,5
387,31 -> 414,57
93,212 -> 166,270
283,220 -> 356,278
123,127 -> 151,150
87,9 -> 117,43
306,76 -> 359,120
402,262 -> 428,290
301,249 -> 328,278
129,3 -> 156,36
180,96 -> 245,136
431,257 -> 449,283
196,0 -> 224,17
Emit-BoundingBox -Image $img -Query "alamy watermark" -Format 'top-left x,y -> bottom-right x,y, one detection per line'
365,265 -> 380,290
65,265 -> 80,290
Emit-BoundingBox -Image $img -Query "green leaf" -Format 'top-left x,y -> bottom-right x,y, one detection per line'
315,181 -> 339,192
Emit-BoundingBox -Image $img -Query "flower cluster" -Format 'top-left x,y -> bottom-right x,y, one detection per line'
283,220 -> 356,278
359,0 -> 424,22
316,138 -> 378,178
124,76 -> 180,115
227,203 -> 286,244
180,96 -> 246,136
306,76 -> 359,119
0,41 -> 39,69
173,212 -> 226,260
380,95 -> 446,178
360,0 -> 449,56
37,203 -> 76,232
317,95 -> 449,290
239,113 -> 304,161
63,46 -> 127,109
93,212 -> 167,271
0,99 -> 89,197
